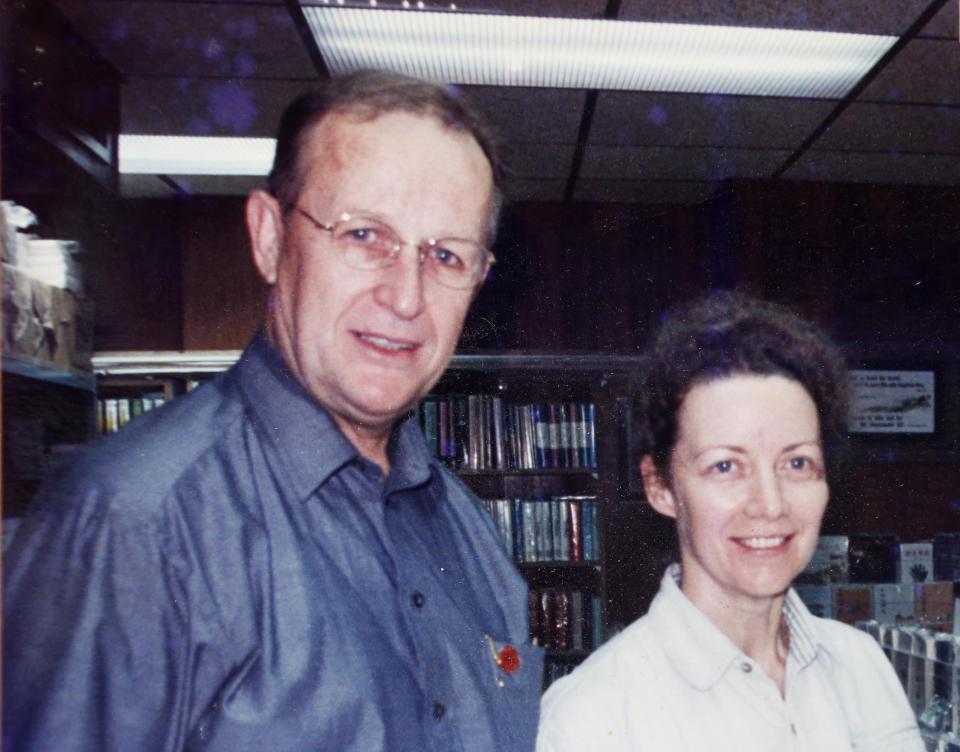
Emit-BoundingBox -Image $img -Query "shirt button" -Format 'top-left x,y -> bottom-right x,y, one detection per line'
740,662 -> 752,673
412,591 -> 426,608
433,702 -> 446,721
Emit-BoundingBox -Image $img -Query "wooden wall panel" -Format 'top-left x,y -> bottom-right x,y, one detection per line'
181,196 -> 267,351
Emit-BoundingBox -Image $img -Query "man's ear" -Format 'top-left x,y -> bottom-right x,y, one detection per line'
641,455 -> 677,519
246,189 -> 283,285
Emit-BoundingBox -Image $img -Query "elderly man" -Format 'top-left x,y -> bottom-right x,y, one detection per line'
3,71 -> 543,751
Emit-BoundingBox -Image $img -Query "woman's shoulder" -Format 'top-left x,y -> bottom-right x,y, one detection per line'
542,613 -> 662,710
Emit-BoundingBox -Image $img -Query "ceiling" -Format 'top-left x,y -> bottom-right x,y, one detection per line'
49,0 -> 960,206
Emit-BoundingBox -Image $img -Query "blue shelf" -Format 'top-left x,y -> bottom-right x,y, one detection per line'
2,353 -> 95,391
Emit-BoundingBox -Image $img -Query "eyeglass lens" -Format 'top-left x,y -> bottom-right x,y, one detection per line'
330,215 -> 486,289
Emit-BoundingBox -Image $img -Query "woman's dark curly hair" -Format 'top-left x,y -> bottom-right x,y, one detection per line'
637,291 -> 850,484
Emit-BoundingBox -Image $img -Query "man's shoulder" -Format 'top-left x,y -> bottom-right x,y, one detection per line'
43,371 -> 247,515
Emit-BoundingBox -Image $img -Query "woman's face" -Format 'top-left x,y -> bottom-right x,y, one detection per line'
643,374 -> 828,613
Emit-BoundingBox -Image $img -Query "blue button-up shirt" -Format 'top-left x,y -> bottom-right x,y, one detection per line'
3,333 -> 543,751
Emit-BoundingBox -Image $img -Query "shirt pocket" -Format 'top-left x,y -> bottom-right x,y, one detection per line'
460,637 -> 545,751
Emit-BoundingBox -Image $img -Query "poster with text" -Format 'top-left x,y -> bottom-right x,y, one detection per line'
848,369 -> 935,433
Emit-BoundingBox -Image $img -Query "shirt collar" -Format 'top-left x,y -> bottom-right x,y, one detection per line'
234,331 -> 433,502
651,563 -> 822,690
652,564 -> 745,690
782,586 -> 820,668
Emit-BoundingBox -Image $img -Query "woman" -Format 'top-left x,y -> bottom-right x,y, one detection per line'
537,293 -> 923,751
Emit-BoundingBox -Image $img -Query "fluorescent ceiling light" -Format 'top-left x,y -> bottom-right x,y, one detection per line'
301,6 -> 897,99
119,135 -> 275,175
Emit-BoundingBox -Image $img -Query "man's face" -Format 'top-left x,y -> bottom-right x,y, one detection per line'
258,110 -> 493,441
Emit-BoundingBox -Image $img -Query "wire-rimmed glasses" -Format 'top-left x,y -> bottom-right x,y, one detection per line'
292,206 -> 494,290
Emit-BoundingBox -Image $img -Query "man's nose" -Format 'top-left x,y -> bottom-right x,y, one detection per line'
373,242 -> 426,319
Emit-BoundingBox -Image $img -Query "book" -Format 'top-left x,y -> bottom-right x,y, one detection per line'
422,398 -> 439,458
584,402 -> 597,467
914,581 -> 954,632
933,533 -> 960,582
848,533 -> 899,584
567,497 -> 583,562
872,583 -> 914,624
900,541 -> 934,584
832,584 -> 872,625
795,584 -> 833,619
798,535 -> 849,585
547,402 -> 561,468
532,404 -> 550,468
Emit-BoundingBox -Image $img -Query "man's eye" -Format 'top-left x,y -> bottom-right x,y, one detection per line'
345,227 -> 378,244
430,245 -> 465,269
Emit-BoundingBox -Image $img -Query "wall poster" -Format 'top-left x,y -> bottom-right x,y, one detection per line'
847,369 -> 935,434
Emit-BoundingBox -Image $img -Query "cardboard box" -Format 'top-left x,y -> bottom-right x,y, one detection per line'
833,584 -> 872,625
915,582 -> 955,633
2,262 -> 92,373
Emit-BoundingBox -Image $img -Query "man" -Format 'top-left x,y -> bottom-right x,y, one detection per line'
3,71 -> 543,751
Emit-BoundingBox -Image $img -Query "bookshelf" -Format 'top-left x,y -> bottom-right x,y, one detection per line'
1,356 -> 97,518
91,349 -> 646,684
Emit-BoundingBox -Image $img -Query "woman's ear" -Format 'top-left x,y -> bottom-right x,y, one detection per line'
246,189 -> 283,285
641,455 -> 677,519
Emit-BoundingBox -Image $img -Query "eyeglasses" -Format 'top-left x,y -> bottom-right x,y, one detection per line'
292,206 -> 494,290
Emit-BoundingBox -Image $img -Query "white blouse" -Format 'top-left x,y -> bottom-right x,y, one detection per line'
537,564 -> 924,752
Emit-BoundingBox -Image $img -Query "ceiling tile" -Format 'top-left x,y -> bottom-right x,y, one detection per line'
590,92 -> 835,149
858,39 -> 960,104
501,178 -> 567,203
52,1 -> 314,79
500,143 -> 576,179
918,0 -> 958,38
461,86 -> 587,144
573,180 -> 718,205
618,0 -> 932,35
122,78 -> 316,137
784,149 -> 960,185
581,145 -> 790,181
816,101 -> 960,153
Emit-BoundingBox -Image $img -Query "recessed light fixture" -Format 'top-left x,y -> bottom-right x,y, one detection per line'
119,135 -> 276,175
301,5 -> 897,99
120,9 -> 898,176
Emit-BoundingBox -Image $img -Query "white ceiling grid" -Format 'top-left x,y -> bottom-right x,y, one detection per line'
47,0 -> 960,204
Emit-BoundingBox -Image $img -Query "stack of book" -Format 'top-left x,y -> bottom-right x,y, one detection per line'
419,394 -> 597,470
528,588 -> 603,653
481,496 -> 600,563
796,534 -> 956,630
98,394 -> 166,435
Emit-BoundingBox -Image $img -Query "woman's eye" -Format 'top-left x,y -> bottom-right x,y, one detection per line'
712,460 -> 734,474
784,455 -> 822,479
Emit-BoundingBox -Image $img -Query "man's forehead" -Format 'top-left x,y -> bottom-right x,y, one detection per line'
304,109 -> 487,169
298,110 -> 494,212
